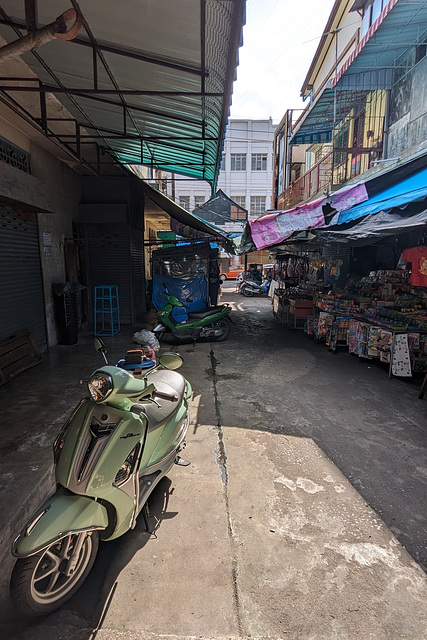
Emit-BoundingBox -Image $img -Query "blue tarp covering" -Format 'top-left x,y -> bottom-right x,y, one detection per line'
152,273 -> 208,311
338,166 -> 427,224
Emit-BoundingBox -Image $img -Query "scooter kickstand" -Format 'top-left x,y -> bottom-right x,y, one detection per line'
142,503 -> 150,531
142,503 -> 158,536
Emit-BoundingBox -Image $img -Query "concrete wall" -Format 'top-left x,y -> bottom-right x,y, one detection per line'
81,176 -> 144,229
387,55 -> 427,159
30,144 -> 82,346
0,117 -> 82,347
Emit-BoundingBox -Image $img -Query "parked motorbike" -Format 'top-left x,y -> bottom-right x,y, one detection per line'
153,285 -> 232,343
10,339 -> 192,617
239,279 -> 270,297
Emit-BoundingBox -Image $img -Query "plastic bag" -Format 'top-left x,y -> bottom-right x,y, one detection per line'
133,329 -> 160,352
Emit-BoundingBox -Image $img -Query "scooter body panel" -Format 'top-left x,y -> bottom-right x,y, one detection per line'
10,342 -> 191,616
12,487 -> 108,557
54,372 -> 189,542
157,300 -> 230,335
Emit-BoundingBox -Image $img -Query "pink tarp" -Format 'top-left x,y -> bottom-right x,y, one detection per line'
249,182 -> 368,250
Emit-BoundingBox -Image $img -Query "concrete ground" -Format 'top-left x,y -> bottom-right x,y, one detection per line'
0,282 -> 426,639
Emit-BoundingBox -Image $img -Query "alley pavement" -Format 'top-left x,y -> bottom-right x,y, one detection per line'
0,282 -> 426,639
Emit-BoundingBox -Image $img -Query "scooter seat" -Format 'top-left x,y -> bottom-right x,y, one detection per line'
187,305 -> 226,320
141,369 -> 186,428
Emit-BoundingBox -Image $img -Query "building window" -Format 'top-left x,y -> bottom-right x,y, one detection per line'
232,196 -> 246,210
220,154 -> 225,170
179,196 -> 190,211
230,206 -> 247,220
251,153 -> 267,171
361,0 -> 386,37
250,196 -> 266,217
231,153 -> 246,171
194,196 -> 205,209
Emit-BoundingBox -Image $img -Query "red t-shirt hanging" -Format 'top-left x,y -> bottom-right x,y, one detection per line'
401,246 -> 427,287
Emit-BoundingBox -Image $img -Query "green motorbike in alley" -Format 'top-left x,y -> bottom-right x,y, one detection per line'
153,285 -> 232,343
10,340 -> 192,617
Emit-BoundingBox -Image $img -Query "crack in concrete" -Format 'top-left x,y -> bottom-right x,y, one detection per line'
209,348 -> 244,638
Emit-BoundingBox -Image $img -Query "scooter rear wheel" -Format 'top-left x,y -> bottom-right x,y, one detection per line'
211,319 -> 230,341
10,530 -> 99,617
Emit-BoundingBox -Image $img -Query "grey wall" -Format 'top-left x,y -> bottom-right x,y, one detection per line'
0,135 -> 82,347
388,55 -> 427,158
81,176 -> 144,230
30,144 -> 82,346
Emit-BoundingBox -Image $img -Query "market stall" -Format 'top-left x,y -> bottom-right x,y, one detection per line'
304,265 -> 427,377
271,238 -> 427,378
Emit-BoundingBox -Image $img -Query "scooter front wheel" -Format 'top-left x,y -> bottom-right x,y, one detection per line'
242,287 -> 254,297
10,531 -> 99,617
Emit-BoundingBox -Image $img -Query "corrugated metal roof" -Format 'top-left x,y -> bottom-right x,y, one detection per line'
0,1 -> 245,188
291,0 -> 427,144
290,90 -> 335,145
334,0 -> 427,87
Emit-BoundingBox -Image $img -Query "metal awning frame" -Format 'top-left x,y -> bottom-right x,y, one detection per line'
0,1 -> 244,185
291,0 -> 427,145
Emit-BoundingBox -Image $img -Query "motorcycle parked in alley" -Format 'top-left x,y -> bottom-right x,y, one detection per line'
153,285 -> 232,343
10,339 -> 192,617
239,278 -> 270,297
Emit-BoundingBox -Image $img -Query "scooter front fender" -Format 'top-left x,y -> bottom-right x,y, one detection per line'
12,487 -> 108,558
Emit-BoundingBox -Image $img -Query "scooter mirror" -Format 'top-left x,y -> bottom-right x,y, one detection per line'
158,352 -> 183,370
94,338 -> 107,353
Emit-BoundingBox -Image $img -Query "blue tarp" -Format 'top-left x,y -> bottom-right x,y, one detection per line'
152,273 -> 208,311
338,166 -> 427,224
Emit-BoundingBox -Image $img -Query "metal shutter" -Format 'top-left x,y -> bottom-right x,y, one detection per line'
83,224 -> 131,325
0,204 -> 47,350
130,227 -> 146,322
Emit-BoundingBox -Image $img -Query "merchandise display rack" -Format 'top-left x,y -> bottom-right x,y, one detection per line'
303,267 -> 427,378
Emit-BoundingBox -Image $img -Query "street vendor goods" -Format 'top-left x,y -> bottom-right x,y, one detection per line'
399,246 -> 427,287
304,268 -> 427,375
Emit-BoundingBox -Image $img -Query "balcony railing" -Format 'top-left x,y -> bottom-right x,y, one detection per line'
278,147 -> 382,210
278,151 -> 333,210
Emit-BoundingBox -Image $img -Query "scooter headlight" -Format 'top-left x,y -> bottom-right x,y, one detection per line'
88,372 -> 113,402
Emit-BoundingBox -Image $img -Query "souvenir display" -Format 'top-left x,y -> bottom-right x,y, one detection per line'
273,247 -> 427,377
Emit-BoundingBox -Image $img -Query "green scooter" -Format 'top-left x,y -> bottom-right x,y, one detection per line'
10,340 -> 192,617
153,285 -> 232,343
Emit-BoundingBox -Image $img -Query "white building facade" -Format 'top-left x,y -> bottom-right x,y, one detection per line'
167,118 -> 277,220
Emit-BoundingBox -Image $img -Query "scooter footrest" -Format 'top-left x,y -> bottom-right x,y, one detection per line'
175,456 -> 190,466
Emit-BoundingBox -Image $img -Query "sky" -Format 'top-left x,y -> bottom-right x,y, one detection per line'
229,0 -> 337,124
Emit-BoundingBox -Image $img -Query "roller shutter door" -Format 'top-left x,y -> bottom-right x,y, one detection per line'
0,204 -> 47,350
83,224 -> 146,325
